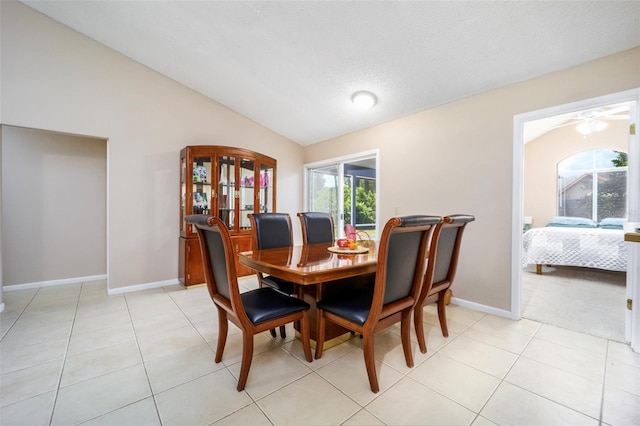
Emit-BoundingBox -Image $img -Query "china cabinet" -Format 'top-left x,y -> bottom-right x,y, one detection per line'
179,146 -> 276,286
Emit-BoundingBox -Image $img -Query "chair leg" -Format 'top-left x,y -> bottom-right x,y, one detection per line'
269,328 -> 277,338
437,291 -> 449,338
300,311 -> 312,362
279,325 -> 286,338
237,331 -> 254,391
215,309 -> 229,363
314,310 -> 326,359
362,332 -> 379,393
401,311 -> 414,368
413,303 -> 427,354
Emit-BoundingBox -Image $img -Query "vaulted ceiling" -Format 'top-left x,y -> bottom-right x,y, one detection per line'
21,1 -> 640,146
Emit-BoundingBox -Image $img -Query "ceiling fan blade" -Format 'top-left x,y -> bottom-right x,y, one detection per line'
551,119 -> 581,130
600,106 -> 629,117
601,114 -> 629,120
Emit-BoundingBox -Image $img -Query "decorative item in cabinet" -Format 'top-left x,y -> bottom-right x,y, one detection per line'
179,145 -> 277,286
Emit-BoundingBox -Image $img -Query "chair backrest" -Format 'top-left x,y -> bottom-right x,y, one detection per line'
298,212 -> 335,245
185,215 -> 244,316
248,213 -> 294,251
369,215 -> 442,321
422,214 -> 475,297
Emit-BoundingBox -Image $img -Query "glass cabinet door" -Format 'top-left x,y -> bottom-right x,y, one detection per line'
260,163 -> 274,213
180,155 -> 187,234
218,155 -> 235,230
192,155 -> 213,225
239,157 -> 255,230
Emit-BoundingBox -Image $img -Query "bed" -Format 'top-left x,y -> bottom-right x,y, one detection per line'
522,217 -> 627,274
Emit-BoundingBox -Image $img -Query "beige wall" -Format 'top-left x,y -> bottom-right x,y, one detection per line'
1,126 -> 107,285
1,1 -> 639,312
305,48 -> 640,311
524,120 -> 629,229
0,0 -> 4,310
1,1 -> 304,290
0,127 -> 3,310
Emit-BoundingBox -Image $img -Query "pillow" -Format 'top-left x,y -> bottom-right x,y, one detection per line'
545,216 -> 598,228
599,218 -> 627,230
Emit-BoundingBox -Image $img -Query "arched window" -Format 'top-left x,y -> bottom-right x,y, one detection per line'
557,149 -> 627,221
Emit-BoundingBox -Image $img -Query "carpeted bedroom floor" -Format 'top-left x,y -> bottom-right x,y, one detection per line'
521,265 -> 627,342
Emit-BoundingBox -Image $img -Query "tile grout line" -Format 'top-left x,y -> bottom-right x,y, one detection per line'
412,312 -> 504,424
49,283 -> 83,425
503,321 -> 604,424
0,289 -> 38,342
123,287 -> 164,425
599,339 -> 610,424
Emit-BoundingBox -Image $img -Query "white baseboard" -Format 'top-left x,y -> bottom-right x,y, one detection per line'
107,279 -> 181,295
1,276 -> 517,321
2,275 -> 184,296
450,296 -> 513,319
2,274 -> 107,291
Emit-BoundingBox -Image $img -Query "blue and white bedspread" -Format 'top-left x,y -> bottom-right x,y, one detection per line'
522,227 -> 627,272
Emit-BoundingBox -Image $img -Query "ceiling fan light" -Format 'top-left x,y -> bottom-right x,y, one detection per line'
594,120 -> 608,132
576,122 -> 590,135
352,91 -> 377,109
576,119 -> 608,135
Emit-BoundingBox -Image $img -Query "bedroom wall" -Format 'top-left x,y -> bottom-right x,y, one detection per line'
1,1 -> 304,291
304,47 -> 640,312
524,120 -> 629,229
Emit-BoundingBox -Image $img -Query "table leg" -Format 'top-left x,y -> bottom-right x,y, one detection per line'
295,274 -> 375,349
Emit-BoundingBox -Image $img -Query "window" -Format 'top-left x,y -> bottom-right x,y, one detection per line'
307,164 -> 341,223
305,151 -> 378,238
557,149 -> 627,221
345,175 -> 376,229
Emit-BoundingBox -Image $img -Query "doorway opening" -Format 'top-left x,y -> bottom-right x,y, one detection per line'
512,89 -> 640,345
1,125 -> 108,289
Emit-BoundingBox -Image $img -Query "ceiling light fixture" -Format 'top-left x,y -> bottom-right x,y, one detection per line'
576,119 -> 608,135
351,91 -> 377,109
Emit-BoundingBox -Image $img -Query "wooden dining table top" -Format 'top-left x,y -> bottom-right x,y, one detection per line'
238,242 -> 378,285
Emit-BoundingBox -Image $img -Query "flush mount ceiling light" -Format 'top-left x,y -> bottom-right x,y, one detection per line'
351,91 -> 377,109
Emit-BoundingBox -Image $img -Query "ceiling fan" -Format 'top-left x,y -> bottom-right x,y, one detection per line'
556,105 -> 630,135
523,103 -> 631,144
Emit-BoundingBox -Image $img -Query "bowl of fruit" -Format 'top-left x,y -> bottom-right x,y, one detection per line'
337,238 -> 358,250
328,238 -> 369,254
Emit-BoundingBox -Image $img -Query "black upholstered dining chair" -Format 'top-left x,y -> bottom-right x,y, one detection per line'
185,215 -> 312,391
315,215 -> 442,393
297,212 -> 335,245
414,214 -> 475,354
248,212 -> 297,338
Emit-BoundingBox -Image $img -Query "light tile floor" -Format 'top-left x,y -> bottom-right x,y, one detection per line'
1,278 -> 639,426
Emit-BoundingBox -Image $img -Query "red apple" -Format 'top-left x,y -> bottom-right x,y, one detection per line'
337,238 -> 349,248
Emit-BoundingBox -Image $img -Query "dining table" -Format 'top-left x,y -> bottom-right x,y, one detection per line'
238,241 -> 377,347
